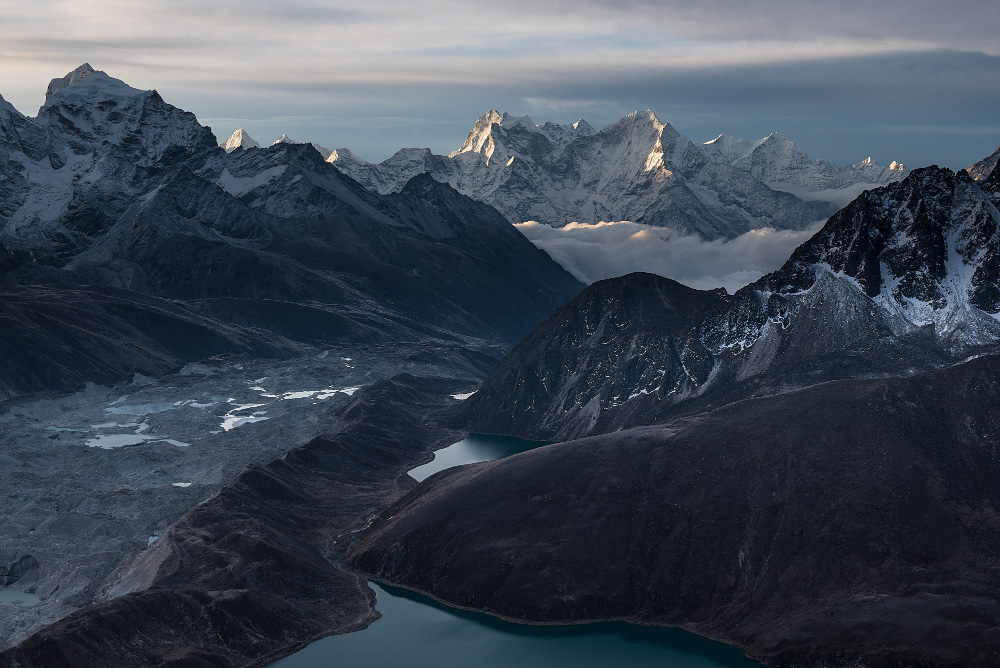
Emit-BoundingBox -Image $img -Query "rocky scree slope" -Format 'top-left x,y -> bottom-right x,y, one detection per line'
461,164 -> 1000,440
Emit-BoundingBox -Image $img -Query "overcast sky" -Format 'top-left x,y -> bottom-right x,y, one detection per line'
1,0 -> 997,169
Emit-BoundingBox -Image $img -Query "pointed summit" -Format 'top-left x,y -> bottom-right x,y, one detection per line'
45,63 -> 95,101
43,63 -> 142,107
453,109 -> 505,157
327,147 -> 368,166
221,128 -> 260,153
272,133 -> 297,145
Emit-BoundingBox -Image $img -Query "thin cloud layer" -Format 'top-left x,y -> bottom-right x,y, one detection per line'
515,220 -> 826,293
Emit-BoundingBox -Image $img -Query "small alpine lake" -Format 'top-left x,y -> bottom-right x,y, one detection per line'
274,582 -> 758,668
408,432 -> 550,482
273,433 -> 761,667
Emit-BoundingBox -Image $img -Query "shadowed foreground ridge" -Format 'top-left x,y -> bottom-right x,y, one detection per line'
352,355 -> 1000,667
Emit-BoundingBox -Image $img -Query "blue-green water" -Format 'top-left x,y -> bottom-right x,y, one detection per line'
274,583 -> 758,668
273,433 -> 761,668
408,433 -> 550,482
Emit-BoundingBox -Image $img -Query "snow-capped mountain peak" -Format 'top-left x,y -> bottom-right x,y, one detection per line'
312,143 -> 334,160
451,109 -> 598,160
221,128 -> 260,153
272,133 -> 297,145
43,64 -> 142,107
500,112 -> 536,130
326,147 -> 367,165
761,166 -> 1000,342
451,109 -> 504,158
44,63 -> 96,101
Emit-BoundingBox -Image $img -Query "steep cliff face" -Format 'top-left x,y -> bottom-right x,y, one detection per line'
462,167 -> 1000,440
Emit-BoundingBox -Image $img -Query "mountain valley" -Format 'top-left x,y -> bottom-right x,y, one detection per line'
0,61 -> 999,668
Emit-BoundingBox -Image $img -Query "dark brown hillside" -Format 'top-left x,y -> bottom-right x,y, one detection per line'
354,354 -> 1000,667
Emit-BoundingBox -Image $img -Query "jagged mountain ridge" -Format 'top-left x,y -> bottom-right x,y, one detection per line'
328,109 -> 835,240
702,131 -> 907,201
461,165 -> 1000,440
219,127 -> 334,161
0,65 -> 584,396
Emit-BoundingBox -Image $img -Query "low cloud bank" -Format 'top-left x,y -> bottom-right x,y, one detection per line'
515,220 -> 826,293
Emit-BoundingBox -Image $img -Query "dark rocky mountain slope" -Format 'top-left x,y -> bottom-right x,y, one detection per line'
352,354 -> 1000,668
0,65 -> 582,396
461,165 -> 1000,440
0,283 -> 298,398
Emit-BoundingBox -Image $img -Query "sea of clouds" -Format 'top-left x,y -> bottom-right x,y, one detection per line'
516,220 -> 826,293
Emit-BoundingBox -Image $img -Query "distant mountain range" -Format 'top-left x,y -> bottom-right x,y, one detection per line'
222,110 -> 908,240
702,130 -> 906,206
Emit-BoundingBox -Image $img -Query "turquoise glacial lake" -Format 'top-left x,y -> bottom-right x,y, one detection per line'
273,433 -> 761,667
